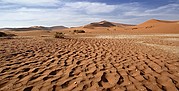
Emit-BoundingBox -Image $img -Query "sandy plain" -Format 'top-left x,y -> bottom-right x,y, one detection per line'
0,34 -> 179,91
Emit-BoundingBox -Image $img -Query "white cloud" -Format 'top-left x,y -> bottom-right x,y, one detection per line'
64,2 -> 117,14
1,0 -> 60,6
145,4 -> 179,14
0,5 -> 105,27
0,1 -> 178,28
117,2 -> 141,11
124,4 -> 179,17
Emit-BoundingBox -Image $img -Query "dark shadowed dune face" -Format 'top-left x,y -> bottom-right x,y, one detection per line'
84,21 -> 116,28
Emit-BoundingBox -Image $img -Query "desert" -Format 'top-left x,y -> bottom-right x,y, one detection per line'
0,19 -> 179,91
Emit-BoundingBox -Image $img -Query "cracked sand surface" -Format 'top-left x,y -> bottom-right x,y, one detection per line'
0,36 -> 179,91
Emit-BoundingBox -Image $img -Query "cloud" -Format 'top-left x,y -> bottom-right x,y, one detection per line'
0,0 -> 60,6
64,2 -> 117,14
145,4 -> 179,14
123,3 -> 179,18
0,1 -> 178,28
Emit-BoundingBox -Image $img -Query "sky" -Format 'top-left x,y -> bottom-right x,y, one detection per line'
0,0 -> 179,28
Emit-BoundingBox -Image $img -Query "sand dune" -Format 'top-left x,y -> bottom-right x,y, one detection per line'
83,21 -> 116,29
63,19 -> 179,34
1,19 -> 178,34
129,19 -> 179,33
138,19 -> 179,26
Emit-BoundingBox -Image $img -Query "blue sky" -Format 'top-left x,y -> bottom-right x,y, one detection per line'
0,0 -> 179,28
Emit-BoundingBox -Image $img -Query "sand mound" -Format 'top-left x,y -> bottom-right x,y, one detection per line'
138,19 -> 179,26
126,19 -> 179,33
74,19 -> 179,34
0,32 -> 16,38
84,21 -> 116,28
0,32 -> 7,37
50,26 -> 68,30
83,21 -> 134,29
112,22 -> 135,27
1,26 -> 67,32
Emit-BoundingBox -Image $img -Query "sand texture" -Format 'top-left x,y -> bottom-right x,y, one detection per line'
0,35 -> 179,91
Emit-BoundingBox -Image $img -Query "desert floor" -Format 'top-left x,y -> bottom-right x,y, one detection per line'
0,34 -> 179,91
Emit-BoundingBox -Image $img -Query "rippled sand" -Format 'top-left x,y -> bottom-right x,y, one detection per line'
0,35 -> 179,91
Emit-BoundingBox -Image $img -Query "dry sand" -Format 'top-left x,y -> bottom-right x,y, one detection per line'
69,19 -> 179,34
0,34 -> 179,91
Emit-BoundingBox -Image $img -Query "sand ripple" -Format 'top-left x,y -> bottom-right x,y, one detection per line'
0,37 -> 179,91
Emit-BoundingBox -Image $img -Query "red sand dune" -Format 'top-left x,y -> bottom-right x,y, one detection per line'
63,19 -> 179,34
129,19 -> 179,33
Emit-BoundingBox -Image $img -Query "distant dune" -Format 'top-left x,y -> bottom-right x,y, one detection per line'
50,26 -> 68,30
0,26 -> 50,31
66,19 -> 179,34
0,26 -> 68,31
111,22 -> 135,27
83,21 -> 116,28
138,19 -> 179,26
0,19 -> 178,34
132,19 -> 179,33
83,20 -> 135,29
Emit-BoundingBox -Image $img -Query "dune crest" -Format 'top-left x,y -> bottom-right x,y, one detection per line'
138,19 -> 179,26
83,21 -> 116,29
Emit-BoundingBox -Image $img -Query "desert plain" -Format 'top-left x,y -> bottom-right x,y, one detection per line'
0,19 -> 179,91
